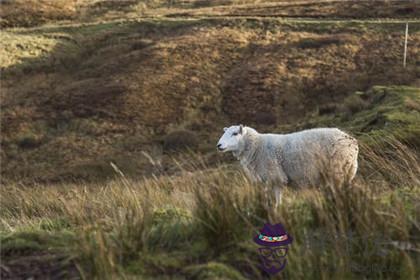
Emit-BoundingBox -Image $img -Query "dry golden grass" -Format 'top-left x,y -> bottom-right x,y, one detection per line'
1,139 -> 419,279
0,0 -> 78,28
1,1 -> 419,278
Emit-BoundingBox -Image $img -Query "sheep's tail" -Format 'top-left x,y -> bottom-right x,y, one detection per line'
343,136 -> 359,185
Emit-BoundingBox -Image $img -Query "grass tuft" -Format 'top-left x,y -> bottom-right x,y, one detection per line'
1,139 -> 419,278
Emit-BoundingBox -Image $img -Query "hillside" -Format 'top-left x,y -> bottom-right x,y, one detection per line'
1,0 -> 419,28
1,1 -> 420,279
0,3 -> 419,183
2,13 -> 420,183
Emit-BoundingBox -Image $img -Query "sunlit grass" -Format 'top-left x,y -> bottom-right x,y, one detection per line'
0,31 -> 59,68
1,140 -> 419,279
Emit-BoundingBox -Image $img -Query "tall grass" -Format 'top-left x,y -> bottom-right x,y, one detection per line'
1,140 -> 419,279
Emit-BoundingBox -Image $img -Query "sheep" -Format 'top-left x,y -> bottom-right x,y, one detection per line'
216,125 -> 358,206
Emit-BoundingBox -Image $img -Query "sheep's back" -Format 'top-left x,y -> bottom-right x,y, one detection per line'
277,128 -> 358,186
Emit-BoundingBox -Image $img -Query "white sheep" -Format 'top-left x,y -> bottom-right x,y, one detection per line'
217,125 -> 358,206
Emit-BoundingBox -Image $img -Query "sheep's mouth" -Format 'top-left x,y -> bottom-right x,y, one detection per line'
218,147 -> 226,152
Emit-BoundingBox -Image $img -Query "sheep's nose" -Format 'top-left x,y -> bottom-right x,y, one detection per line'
217,144 -> 225,151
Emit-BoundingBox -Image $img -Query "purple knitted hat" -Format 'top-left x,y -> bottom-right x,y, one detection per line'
253,223 -> 293,247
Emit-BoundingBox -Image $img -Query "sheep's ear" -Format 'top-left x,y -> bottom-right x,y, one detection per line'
239,124 -> 243,134
223,127 -> 228,132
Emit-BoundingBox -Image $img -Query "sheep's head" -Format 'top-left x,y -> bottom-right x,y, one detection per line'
217,125 -> 246,153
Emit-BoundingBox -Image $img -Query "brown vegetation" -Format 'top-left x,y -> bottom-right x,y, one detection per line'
1,1 -> 419,279
163,129 -> 199,151
1,17 -> 419,183
1,140 -> 419,279
1,1 -> 419,28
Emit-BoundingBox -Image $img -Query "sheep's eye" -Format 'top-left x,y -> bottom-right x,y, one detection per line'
232,132 -> 239,136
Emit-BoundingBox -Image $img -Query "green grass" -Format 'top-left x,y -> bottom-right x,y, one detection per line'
1,4 -> 420,278
295,86 -> 420,147
345,86 -> 420,145
1,140 -> 419,279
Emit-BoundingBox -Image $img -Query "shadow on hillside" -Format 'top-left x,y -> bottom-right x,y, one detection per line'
1,18 -> 419,184
220,26 -> 419,127
1,18 -> 230,183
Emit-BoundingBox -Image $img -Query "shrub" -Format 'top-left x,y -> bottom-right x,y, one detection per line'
318,103 -> 337,115
16,134 -> 42,149
296,37 -> 342,49
131,39 -> 154,51
147,207 -> 195,249
254,111 -> 277,125
163,130 -> 199,152
341,94 -> 369,115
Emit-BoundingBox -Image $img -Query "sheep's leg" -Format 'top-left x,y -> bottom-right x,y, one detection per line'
267,185 -> 283,223
272,164 -> 287,208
